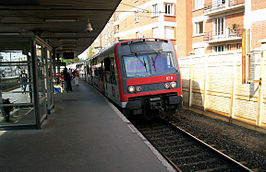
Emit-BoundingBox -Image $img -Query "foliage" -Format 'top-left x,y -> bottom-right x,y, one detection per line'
231,24 -> 239,31
60,56 -> 81,65
87,46 -> 94,59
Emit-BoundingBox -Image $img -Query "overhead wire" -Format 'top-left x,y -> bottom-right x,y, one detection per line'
119,2 -> 150,13
115,2 -> 165,15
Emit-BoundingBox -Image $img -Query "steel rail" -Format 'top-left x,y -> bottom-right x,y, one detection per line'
167,120 -> 252,171
131,117 -> 253,171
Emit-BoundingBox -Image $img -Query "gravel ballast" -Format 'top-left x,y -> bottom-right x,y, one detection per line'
171,109 -> 266,171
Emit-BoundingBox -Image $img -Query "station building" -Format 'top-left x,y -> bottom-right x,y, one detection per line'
0,0 -> 122,130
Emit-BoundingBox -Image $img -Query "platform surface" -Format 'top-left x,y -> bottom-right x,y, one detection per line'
0,81 -> 175,172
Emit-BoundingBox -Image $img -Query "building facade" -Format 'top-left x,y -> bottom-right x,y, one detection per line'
176,0 -> 265,57
90,0 -> 265,58
89,0 -> 177,57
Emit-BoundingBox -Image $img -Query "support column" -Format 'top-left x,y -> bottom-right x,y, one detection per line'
230,57 -> 237,120
203,61 -> 208,111
189,56 -> 193,107
31,40 -> 41,129
257,48 -> 265,126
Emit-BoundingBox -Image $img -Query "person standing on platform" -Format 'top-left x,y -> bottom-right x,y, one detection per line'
20,70 -> 27,94
63,67 -> 72,92
74,70 -> 80,86
68,68 -> 72,79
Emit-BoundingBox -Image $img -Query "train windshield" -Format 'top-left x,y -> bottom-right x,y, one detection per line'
123,52 -> 176,78
124,56 -> 150,77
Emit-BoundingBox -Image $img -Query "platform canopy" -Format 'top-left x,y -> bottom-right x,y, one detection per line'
0,0 -> 121,57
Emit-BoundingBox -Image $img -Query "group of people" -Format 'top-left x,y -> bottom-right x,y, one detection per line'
19,67 -> 80,94
62,67 -> 80,92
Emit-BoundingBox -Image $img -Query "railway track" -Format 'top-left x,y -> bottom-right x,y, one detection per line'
130,118 -> 251,171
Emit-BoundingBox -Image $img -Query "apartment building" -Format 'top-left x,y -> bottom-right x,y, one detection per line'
90,0 -> 265,58
90,0 -> 177,55
176,0 -> 265,57
244,0 -> 266,50
90,15 -> 117,55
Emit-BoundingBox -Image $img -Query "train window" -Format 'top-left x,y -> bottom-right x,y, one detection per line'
123,52 -> 177,78
148,52 -> 175,74
104,58 -> 111,72
124,56 -> 150,77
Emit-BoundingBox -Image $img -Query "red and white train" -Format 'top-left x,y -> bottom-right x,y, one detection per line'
85,38 -> 183,119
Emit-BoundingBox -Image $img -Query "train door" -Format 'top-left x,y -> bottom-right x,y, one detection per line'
103,58 -> 111,98
87,64 -> 93,85
103,57 -> 120,104
99,61 -> 105,94
111,57 -> 120,104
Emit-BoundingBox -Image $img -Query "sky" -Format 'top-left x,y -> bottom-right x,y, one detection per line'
78,49 -> 88,60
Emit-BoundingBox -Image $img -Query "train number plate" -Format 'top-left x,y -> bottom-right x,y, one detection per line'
150,97 -> 161,101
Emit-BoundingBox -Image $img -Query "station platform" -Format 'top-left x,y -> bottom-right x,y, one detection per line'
0,81 -> 175,172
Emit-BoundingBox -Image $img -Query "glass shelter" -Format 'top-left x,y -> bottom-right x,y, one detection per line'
0,36 -> 55,129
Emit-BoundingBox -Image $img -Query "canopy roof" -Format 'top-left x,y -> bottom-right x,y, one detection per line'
0,0 -> 121,56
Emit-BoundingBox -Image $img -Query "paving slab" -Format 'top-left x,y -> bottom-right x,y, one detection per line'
0,80 -> 175,172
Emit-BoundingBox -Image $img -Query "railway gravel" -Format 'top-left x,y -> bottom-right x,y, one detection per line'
171,109 -> 266,171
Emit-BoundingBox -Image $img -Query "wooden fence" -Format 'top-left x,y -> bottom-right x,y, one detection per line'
178,49 -> 265,131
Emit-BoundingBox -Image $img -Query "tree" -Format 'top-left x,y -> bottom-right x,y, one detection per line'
87,46 -> 94,59
60,56 -> 81,65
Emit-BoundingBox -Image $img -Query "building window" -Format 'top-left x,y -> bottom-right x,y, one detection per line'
152,4 -> 158,17
215,0 -> 225,7
213,45 -> 225,52
195,0 -> 204,9
194,21 -> 204,35
164,3 -> 174,15
237,43 -> 241,49
135,11 -> 139,23
214,17 -> 225,35
227,44 -> 231,50
152,27 -> 159,38
195,47 -> 205,55
115,25 -> 119,33
164,27 -> 175,39
136,31 -> 140,38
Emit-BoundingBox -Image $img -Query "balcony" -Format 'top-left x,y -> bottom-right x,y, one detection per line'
204,27 -> 243,43
204,0 -> 245,16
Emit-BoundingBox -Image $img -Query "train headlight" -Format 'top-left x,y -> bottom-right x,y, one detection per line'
170,82 -> 177,88
165,83 -> 170,89
136,86 -> 142,92
128,86 -> 135,93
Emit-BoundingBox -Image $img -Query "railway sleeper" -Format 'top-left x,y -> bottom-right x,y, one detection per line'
172,152 -> 213,161
195,164 -> 230,172
148,135 -> 189,142
165,141 -> 195,148
172,154 -> 218,166
161,147 -> 202,156
178,158 -> 226,171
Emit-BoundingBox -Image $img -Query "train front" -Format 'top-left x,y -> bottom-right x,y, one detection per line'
116,39 -> 183,119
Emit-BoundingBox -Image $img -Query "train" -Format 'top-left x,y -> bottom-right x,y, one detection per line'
85,38 -> 183,120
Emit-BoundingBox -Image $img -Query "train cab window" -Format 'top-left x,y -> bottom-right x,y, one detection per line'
123,52 -> 176,78
148,52 -> 175,74
124,56 -> 150,77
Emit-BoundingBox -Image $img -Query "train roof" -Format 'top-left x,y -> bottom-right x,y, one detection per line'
86,38 -> 171,62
